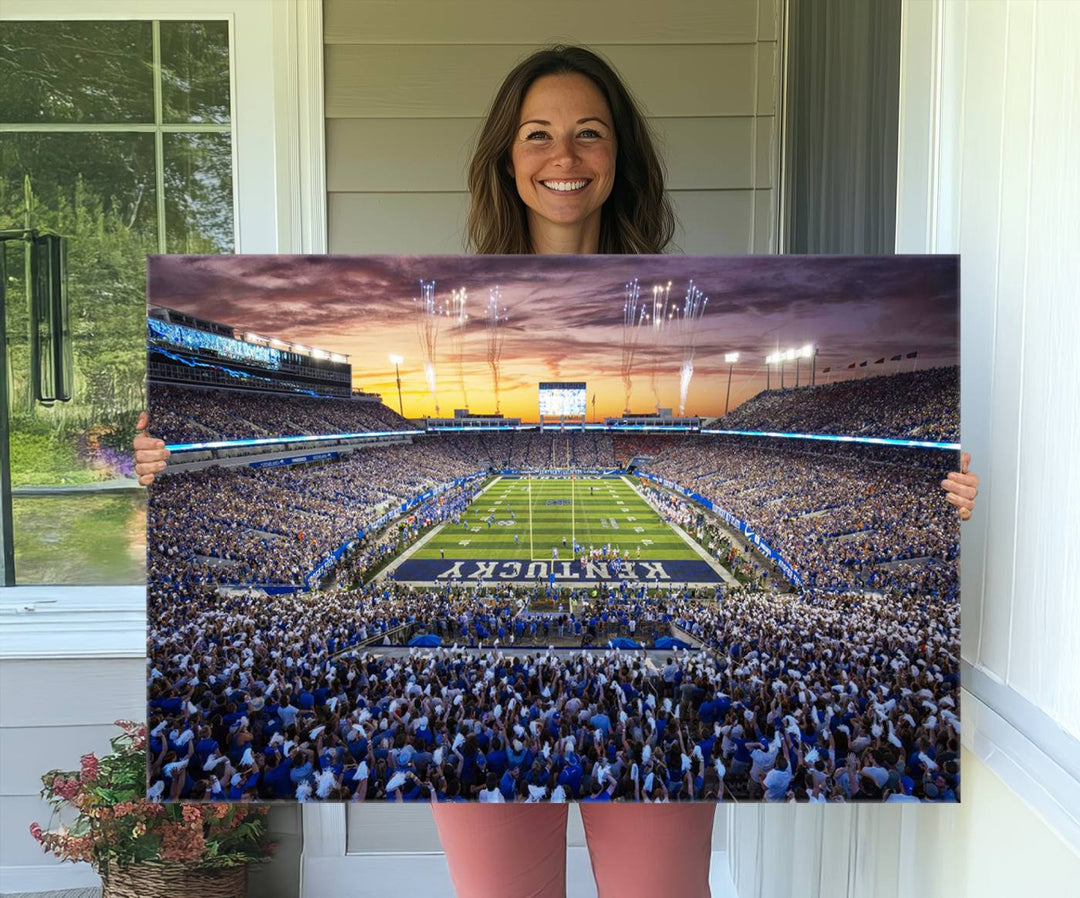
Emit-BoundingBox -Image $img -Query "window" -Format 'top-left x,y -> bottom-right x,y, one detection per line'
0,18 -> 234,584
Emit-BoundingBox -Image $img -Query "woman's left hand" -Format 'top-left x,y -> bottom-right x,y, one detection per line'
941,451 -> 979,521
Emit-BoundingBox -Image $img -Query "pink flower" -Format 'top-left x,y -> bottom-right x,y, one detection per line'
160,821 -> 205,863
52,778 -> 80,801
29,822 -> 44,843
138,799 -> 165,818
80,753 -> 100,782
114,719 -> 148,750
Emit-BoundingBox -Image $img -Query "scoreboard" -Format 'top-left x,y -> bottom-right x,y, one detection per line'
538,382 -> 587,417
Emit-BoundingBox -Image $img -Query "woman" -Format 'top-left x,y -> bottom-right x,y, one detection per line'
135,45 -> 978,898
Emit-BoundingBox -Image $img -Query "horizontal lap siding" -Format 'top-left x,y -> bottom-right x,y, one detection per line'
325,44 -> 761,118
325,0 -> 780,255
328,189 -> 759,255
327,117 -> 771,192
324,0 -> 761,45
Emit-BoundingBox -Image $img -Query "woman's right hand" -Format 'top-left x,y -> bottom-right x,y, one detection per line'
134,411 -> 170,486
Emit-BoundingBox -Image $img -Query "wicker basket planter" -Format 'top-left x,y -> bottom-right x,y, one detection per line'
32,724 -> 273,894
101,862 -> 247,898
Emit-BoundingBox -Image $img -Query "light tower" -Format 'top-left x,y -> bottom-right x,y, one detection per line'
723,352 -> 739,415
389,354 -> 404,417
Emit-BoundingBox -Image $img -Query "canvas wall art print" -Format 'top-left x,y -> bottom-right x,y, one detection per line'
146,254 -> 960,804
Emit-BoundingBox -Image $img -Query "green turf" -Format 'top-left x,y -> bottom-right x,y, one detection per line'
12,492 -> 146,585
413,477 -> 697,561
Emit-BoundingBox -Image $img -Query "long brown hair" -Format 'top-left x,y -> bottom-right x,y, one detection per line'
467,46 -> 675,255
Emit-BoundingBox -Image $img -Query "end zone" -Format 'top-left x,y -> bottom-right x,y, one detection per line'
390,557 -> 724,585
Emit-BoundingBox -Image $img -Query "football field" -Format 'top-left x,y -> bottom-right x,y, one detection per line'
412,471 -> 708,553
392,475 -> 724,584
414,476 -> 693,561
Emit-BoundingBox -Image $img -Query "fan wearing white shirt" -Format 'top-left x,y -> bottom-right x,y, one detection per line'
478,772 -> 506,803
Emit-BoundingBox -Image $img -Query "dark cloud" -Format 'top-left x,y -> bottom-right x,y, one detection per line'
148,255 -> 958,418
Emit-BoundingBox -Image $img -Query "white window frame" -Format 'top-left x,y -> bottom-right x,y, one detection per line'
0,0 -> 326,661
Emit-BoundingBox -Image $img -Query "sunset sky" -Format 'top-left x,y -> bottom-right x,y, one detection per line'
148,254 -> 959,422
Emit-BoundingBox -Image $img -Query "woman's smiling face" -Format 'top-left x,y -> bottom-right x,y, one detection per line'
509,73 -> 617,244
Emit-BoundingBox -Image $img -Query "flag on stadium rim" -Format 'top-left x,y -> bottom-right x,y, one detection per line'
822,367 -> 831,373
875,358 -> 885,364
847,362 -> 856,369
907,350 -> 919,358
890,353 -> 903,361
859,360 -> 868,367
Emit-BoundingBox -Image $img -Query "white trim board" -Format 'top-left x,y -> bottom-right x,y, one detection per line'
962,685 -> 1080,855
0,587 -> 145,660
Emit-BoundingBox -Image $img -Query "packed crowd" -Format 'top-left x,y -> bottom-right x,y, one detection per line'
148,385 -> 412,444
504,432 -> 616,469
640,438 -> 959,598
147,581 -> 959,804
713,366 -> 959,442
148,442 -> 482,587
369,431 -> 616,471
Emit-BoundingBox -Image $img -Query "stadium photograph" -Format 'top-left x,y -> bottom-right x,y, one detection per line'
145,254 -> 961,805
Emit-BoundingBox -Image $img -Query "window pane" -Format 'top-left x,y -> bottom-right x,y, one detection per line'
0,21 -> 154,124
164,132 -> 234,253
12,493 -> 146,585
2,132 -> 153,584
160,21 -> 232,124
0,132 -> 158,240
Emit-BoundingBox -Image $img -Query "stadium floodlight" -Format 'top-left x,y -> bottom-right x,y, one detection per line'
803,343 -> 818,386
723,352 -> 740,415
780,348 -> 795,390
292,343 -> 309,354
793,344 -> 815,386
389,354 -> 405,417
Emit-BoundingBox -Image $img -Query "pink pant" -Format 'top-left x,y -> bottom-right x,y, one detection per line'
431,803 -> 716,898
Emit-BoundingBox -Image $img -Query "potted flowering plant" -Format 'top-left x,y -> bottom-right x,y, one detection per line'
31,720 -> 273,898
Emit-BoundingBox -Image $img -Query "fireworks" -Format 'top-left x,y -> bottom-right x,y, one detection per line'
414,279 -> 441,416
486,286 -> 508,414
448,287 -> 468,408
620,278 -> 647,413
675,280 -> 708,416
649,281 -> 673,412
